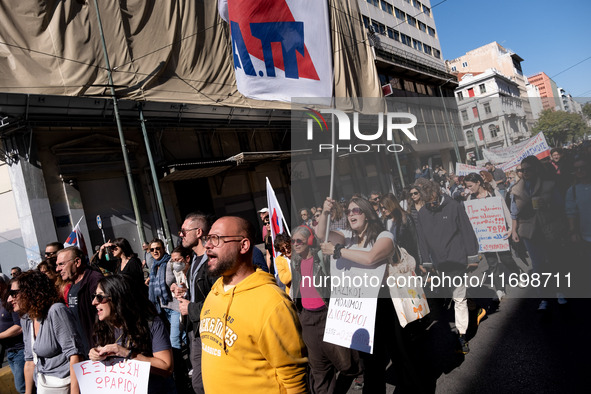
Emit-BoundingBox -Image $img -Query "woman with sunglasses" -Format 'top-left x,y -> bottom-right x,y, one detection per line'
290,224 -> 361,394
380,193 -> 421,266
90,274 -> 175,393
8,270 -> 85,394
98,238 -> 144,288
317,197 -> 423,393
147,239 -> 184,353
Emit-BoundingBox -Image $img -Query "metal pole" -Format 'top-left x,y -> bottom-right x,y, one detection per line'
138,105 -> 173,251
92,0 -> 146,245
475,100 -> 488,149
438,84 -> 462,163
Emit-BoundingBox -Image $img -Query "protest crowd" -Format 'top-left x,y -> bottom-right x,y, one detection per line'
0,140 -> 590,394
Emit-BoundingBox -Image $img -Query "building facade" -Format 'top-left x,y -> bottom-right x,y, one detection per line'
358,0 -> 466,178
455,69 -> 529,161
446,42 -> 536,131
527,72 -> 561,111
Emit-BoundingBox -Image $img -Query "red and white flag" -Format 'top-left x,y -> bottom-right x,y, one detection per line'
266,178 -> 289,258
218,0 -> 333,102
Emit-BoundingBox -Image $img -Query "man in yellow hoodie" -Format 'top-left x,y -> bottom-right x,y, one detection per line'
200,216 -> 308,393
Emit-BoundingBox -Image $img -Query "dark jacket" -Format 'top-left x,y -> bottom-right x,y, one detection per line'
416,194 -> 478,271
186,253 -> 216,335
76,268 -> 103,350
387,214 -> 421,265
290,248 -> 331,311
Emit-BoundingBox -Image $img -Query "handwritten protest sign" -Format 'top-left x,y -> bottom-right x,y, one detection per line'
495,132 -> 550,172
323,256 -> 386,354
74,358 -> 150,394
455,162 -> 486,176
464,197 -> 510,253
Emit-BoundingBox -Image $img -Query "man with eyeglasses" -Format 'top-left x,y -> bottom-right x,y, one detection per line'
44,241 -> 64,264
200,216 -> 307,393
55,246 -> 103,354
172,211 -> 216,394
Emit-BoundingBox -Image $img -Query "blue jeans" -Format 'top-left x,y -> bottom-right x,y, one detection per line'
7,348 -> 26,393
163,308 -> 184,349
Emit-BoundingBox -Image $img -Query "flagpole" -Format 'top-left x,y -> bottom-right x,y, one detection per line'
324,108 -> 336,242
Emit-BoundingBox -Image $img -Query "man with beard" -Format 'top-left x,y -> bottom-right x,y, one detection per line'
173,212 -> 215,394
199,217 -> 308,393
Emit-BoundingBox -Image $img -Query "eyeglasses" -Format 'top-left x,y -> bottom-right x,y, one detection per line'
150,247 -> 163,252
291,239 -> 306,246
179,227 -> 200,237
7,289 -> 20,298
203,234 -> 245,247
314,214 -> 321,218
410,191 -> 420,196
92,293 -> 111,304
345,207 -> 362,216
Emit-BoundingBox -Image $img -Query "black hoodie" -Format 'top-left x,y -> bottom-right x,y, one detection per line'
416,194 -> 478,270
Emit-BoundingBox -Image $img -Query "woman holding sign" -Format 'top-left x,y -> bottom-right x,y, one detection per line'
290,224 -> 362,394
317,197 -> 427,394
89,274 -> 175,393
465,172 -> 521,301
8,270 -> 85,394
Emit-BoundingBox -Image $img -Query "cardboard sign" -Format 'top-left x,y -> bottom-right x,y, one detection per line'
323,256 -> 386,354
464,197 -> 510,253
74,358 -> 150,394
455,163 -> 486,176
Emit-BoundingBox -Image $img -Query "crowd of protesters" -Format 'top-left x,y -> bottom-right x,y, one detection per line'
0,140 -> 589,394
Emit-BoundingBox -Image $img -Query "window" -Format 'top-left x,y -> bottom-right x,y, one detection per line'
414,0 -> 422,9
418,21 -> 427,32
426,85 -> 434,96
416,83 -> 427,95
466,130 -> 474,143
468,88 -> 475,97
461,110 -> 469,122
472,106 -> 479,118
433,48 -> 441,59
400,33 -> 412,47
457,91 -> 464,101
362,16 -> 370,29
462,61 -> 468,67
489,124 -> 498,138
395,8 -> 405,20
477,127 -> 484,141
390,77 -> 402,90
381,0 -> 393,14
451,66 -> 457,72
483,102 -> 491,114
427,26 -> 436,37
366,0 -> 379,7
479,83 -> 486,94
404,80 -> 415,92
423,44 -> 432,55
407,15 -> 417,28
413,39 -> 423,51
423,5 -> 431,17
387,28 -> 398,40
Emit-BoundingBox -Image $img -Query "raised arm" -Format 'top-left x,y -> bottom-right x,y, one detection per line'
321,236 -> 395,267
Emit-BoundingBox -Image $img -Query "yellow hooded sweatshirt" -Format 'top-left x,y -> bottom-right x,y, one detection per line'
200,270 -> 308,393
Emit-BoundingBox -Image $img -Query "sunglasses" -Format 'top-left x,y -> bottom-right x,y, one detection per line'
150,247 -> 163,252
314,214 -> 321,218
345,207 -> 362,216
410,191 -> 420,196
291,239 -> 306,246
44,251 -> 56,257
7,289 -> 20,297
92,293 -> 111,304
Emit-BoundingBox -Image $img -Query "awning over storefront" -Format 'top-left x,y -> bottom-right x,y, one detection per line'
161,150 -> 309,182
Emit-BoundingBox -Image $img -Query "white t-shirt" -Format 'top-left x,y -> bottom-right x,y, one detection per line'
334,229 -> 394,268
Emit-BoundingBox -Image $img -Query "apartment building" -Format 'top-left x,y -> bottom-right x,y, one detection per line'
527,72 -> 561,111
455,69 -> 529,161
358,0 -> 465,176
446,42 -> 535,131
